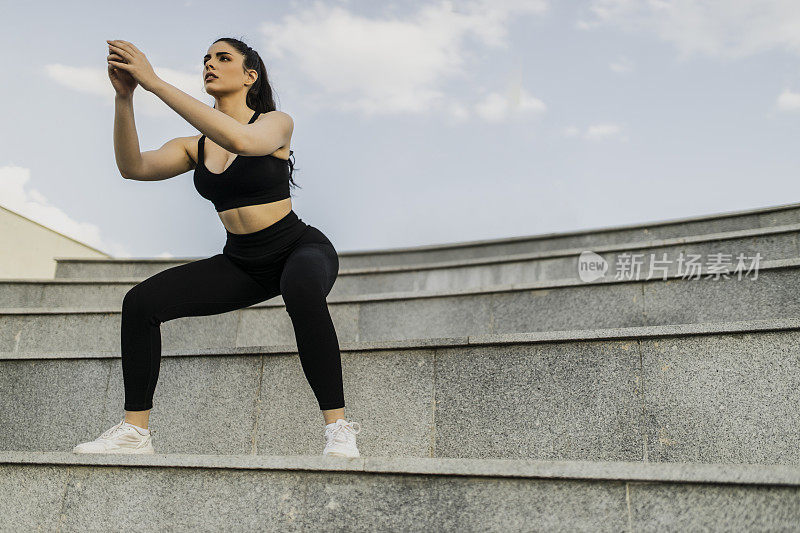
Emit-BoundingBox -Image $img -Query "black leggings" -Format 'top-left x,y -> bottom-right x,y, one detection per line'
120,210 -> 343,411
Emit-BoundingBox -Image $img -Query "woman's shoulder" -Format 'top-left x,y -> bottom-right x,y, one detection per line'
184,134 -> 203,166
252,112 -> 293,157
255,110 -> 294,127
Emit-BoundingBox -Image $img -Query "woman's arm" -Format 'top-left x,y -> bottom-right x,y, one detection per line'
107,40 -> 291,157
148,77 -> 292,158
108,41 -> 194,181
107,40 -> 244,153
148,79 -> 250,154
149,78 -> 293,158
112,95 -> 145,179
112,95 -> 194,181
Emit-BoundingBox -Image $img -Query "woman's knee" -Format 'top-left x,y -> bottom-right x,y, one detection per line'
122,282 -> 159,321
281,274 -> 327,310
282,247 -> 338,299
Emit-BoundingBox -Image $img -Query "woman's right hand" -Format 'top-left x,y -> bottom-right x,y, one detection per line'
107,49 -> 137,98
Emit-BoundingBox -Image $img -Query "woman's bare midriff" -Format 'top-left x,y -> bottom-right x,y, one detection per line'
192,133 -> 295,235
219,197 -> 293,234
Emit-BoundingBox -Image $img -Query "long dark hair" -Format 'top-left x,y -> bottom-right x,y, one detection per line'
213,37 -> 300,192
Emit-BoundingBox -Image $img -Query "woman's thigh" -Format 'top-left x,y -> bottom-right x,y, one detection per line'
280,228 -> 339,298
124,253 -> 275,324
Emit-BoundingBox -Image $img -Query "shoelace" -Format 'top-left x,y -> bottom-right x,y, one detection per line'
99,420 -> 127,440
324,420 -> 361,444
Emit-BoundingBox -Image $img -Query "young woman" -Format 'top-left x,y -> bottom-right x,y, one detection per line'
73,37 -> 360,457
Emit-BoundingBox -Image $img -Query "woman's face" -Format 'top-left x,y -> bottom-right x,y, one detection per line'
203,43 -> 250,93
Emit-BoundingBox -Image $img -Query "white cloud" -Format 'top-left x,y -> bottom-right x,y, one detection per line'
0,165 -> 135,257
586,123 -> 624,140
776,88 -> 800,111
562,126 -> 581,137
577,0 -> 800,61
465,66 -> 547,122
561,123 -> 628,141
258,0 -> 548,116
43,64 -> 111,97
609,55 -> 634,73
42,64 -> 206,117
474,86 -> 547,122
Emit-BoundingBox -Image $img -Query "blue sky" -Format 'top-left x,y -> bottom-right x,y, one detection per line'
1,0 -> 799,258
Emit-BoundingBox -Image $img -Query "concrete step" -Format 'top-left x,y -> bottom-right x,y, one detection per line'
2,257 -> 799,353
2,319 -> 799,465
1,451 -> 798,532
52,201 -> 800,278
6,223 -> 798,306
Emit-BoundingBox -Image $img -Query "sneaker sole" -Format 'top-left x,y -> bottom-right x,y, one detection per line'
73,446 -> 155,455
323,451 -> 360,458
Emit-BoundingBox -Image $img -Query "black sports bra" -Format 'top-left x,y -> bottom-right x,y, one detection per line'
193,110 -> 293,212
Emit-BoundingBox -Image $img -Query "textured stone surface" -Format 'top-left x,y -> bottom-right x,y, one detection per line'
628,482 -> 800,532
4,324 -> 800,464
13,201 -> 800,530
27,464 -> 629,532
52,205 -> 800,277
641,330 -> 800,465
8,227 -> 793,307
3,453 -> 800,532
7,262 -> 800,354
0,358 -> 111,452
0,464 -> 68,532
102,354 -> 263,455
6,260 -> 800,352
254,348 -> 435,458
433,341 -> 644,462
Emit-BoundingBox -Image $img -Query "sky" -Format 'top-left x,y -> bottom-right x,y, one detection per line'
1,0 -> 799,259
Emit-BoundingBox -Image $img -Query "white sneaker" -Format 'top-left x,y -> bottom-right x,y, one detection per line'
323,418 -> 361,458
73,419 -> 155,454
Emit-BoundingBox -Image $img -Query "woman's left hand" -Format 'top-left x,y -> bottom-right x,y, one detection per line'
106,39 -> 162,93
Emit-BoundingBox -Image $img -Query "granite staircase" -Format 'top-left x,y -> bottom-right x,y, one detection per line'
2,202 -> 800,531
